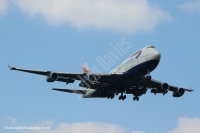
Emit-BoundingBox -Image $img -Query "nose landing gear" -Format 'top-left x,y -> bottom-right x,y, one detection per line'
146,69 -> 151,80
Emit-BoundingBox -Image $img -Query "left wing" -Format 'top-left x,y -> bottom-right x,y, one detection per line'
8,64 -> 84,83
8,65 -> 123,85
136,77 -> 194,97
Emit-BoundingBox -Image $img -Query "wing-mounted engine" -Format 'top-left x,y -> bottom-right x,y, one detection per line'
46,72 -> 59,82
151,83 -> 169,94
173,88 -> 185,97
161,83 -> 169,92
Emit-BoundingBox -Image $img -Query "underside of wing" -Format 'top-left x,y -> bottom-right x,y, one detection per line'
126,86 -> 148,96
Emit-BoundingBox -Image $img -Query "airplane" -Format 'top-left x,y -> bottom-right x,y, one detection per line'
8,46 -> 193,101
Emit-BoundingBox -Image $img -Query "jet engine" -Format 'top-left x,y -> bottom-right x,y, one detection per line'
161,83 -> 169,92
173,88 -> 185,97
151,83 -> 169,94
46,72 -> 59,82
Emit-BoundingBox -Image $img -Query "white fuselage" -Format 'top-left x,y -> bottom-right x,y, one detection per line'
110,46 -> 161,73
83,46 -> 161,98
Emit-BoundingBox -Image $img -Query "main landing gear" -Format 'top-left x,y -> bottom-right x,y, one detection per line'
133,96 -> 139,101
132,86 -> 141,101
146,69 -> 151,80
107,93 -> 114,99
118,93 -> 126,101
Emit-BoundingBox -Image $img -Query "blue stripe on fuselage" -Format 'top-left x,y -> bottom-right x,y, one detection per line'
111,59 -> 160,88
135,52 -> 141,59
126,59 -> 159,78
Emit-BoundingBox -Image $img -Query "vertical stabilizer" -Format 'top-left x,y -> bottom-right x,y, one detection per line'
82,63 -> 90,74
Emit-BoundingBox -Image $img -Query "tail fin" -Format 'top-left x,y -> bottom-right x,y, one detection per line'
82,63 -> 90,74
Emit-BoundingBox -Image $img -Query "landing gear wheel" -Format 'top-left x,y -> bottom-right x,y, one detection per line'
119,93 -> 126,101
122,95 -> 126,101
136,97 -> 139,101
133,96 -> 139,101
123,95 -> 126,100
146,69 -> 152,80
119,95 -> 122,100
146,76 -> 151,80
111,94 -> 114,99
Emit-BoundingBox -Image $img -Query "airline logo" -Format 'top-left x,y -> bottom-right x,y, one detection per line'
131,50 -> 142,59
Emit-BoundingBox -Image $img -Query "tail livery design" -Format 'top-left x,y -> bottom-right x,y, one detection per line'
82,63 -> 90,74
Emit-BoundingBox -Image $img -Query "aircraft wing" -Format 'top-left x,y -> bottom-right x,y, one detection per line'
136,77 -> 194,94
52,88 -> 86,94
8,65 -> 123,84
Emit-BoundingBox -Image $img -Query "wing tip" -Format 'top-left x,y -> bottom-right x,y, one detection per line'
8,64 -> 15,70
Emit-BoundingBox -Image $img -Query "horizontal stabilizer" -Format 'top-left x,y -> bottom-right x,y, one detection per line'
52,88 -> 86,94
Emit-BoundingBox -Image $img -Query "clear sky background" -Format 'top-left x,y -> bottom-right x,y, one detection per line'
0,0 -> 200,133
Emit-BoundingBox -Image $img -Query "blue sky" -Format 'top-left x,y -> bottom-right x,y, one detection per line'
1,0 -> 200,133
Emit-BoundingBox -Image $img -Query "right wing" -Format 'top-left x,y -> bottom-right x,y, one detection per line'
135,76 -> 193,97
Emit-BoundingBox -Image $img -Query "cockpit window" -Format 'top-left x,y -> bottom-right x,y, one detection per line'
147,46 -> 155,49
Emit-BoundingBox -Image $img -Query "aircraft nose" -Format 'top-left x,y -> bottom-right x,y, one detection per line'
154,50 -> 161,60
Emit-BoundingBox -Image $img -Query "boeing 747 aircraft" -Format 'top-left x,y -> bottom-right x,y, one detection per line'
8,46 -> 193,101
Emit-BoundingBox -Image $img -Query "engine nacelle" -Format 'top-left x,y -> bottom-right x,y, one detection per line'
161,83 -> 169,92
173,88 -> 185,97
150,83 -> 169,94
46,72 -> 58,82
151,89 -> 157,94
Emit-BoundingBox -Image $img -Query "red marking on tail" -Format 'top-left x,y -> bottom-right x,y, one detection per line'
83,67 -> 90,73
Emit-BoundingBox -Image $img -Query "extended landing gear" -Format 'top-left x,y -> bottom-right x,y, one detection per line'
146,69 -> 151,80
146,76 -> 151,80
118,93 -> 126,101
133,96 -> 139,101
107,93 -> 114,99
132,86 -> 141,101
